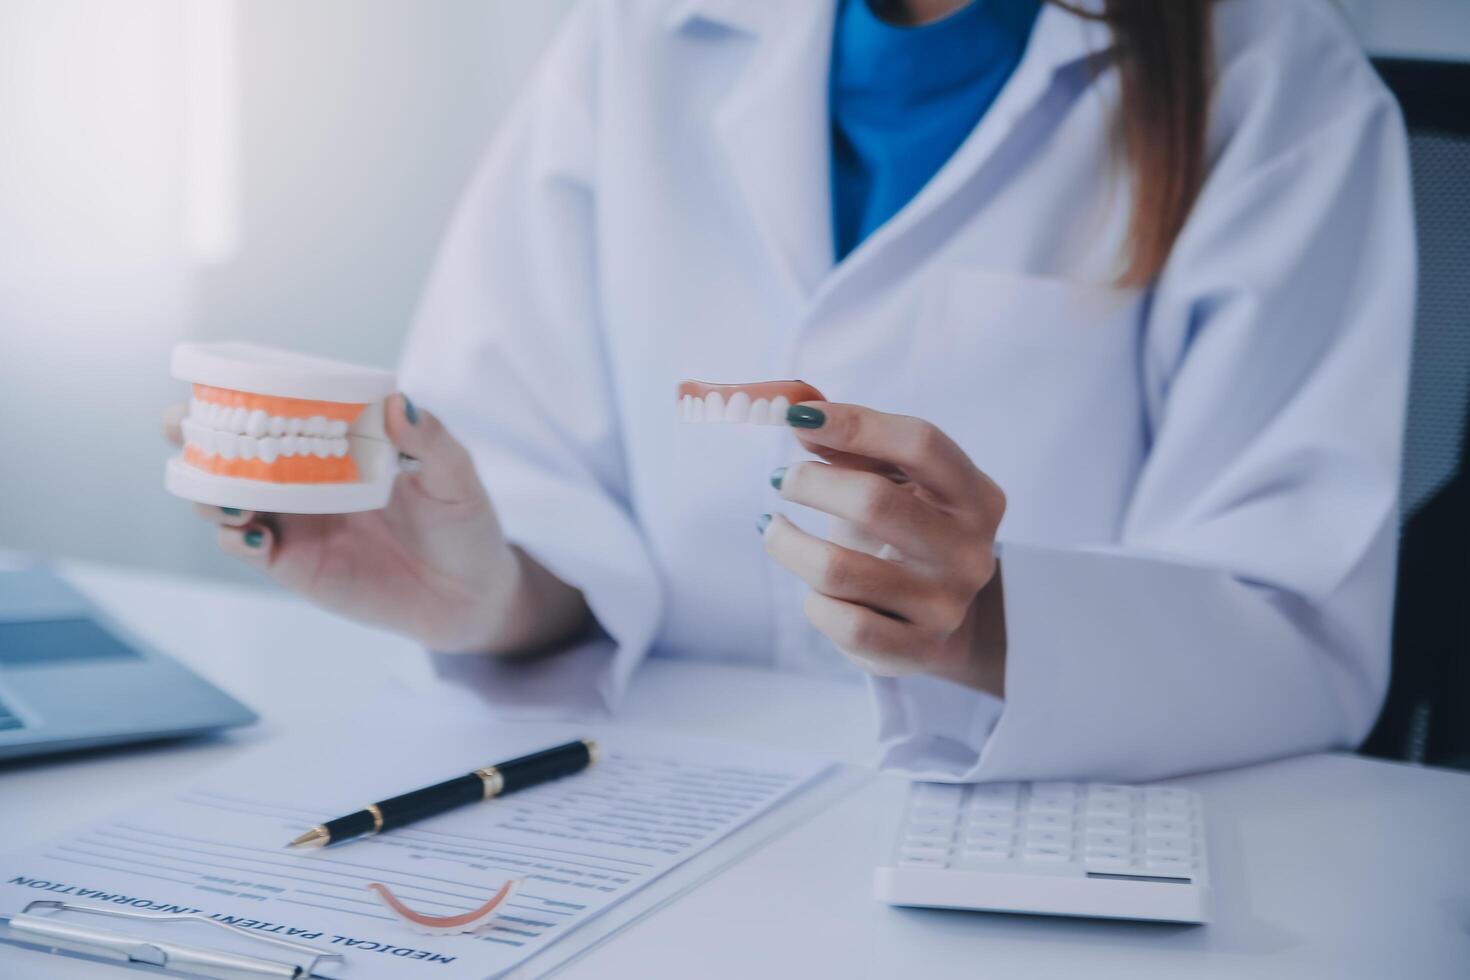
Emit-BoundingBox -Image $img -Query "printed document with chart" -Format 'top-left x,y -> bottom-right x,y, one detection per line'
0,698 -> 833,977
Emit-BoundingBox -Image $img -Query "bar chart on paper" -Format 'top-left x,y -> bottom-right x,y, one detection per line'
0,708 -> 833,978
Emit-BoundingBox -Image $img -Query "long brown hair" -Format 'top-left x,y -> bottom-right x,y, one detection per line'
1052,0 -> 1215,285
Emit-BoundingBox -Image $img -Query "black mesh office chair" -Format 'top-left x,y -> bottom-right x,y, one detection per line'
1361,58 -> 1470,771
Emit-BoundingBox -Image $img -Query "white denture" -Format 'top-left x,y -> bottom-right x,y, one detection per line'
677,391 -> 791,425
167,341 -> 398,514
181,401 -> 351,459
725,391 -> 750,423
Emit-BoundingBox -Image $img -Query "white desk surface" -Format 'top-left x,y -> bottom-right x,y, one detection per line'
2,560 -> 1468,979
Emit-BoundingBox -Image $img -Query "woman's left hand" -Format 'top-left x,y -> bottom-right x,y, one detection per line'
761,402 -> 1008,696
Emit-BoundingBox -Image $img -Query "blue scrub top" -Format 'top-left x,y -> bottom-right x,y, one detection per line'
830,0 -> 1042,260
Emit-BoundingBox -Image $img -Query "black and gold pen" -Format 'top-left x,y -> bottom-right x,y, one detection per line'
287,738 -> 598,848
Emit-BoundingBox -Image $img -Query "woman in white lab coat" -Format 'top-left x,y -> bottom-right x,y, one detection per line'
188,0 -> 1414,782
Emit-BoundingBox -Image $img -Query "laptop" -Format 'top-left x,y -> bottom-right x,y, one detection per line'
0,567 -> 256,761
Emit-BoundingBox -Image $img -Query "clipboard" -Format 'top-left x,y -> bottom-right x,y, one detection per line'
2,900 -> 342,979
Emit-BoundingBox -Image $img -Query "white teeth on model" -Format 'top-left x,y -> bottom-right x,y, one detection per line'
183,401 -> 356,464
725,391 -> 750,423
183,433 -> 350,460
704,391 -> 724,421
676,393 -> 799,424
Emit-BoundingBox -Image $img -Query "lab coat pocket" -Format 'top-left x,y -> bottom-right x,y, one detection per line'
911,268 -> 1146,542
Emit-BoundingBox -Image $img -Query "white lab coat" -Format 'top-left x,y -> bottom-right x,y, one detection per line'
397,0 -> 1415,782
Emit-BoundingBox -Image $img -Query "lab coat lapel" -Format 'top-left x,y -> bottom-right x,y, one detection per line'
812,3 -> 1112,308
670,0 -> 838,306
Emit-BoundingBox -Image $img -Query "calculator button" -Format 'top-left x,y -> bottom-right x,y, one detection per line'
964,827 -> 1013,845
962,845 -> 1011,861
1083,833 -> 1130,852
899,856 -> 948,868
914,783 -> 965,801
968,808 -> 1017,829
1145,818 -> 1189,837
1026,796 -> 1076,815
1144,796 -> 1190,815
1030,781 -> 1079,797
1023,829 -> 1072,848
901,843 -> 950,860
1144,836 -> 1191,857
910,803 -> 961,822
1144,787 -> 1192,805
1022,845 -> 1071,863
1144,855 -> 1193,874
1087,799 -> 1128,822
904,824 -> 954,843
1023,812 -> 1071,831
1083,851 -> 1132,869
971,783 -> 1021,803
1082,815 -> 1129,834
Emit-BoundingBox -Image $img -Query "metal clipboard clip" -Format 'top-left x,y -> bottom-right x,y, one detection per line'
6,900 -> 343,979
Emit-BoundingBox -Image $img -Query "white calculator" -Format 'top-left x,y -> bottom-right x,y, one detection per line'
874,781 -> 1211,924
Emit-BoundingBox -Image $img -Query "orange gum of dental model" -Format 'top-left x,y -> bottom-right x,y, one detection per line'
368,880 -> 515,933
676,380 -> 826,404
184,383 -> 364,484
193,384 -> 366,423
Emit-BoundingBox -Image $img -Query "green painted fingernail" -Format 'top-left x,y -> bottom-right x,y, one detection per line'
403,395 -> 419,425
756,513 -> 772,535
769,466 -> 787,490
220,507 -> 241,516
786,405 -> 824,429
243,530 -> 264,549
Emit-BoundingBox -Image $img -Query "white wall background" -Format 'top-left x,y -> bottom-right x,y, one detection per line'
0,0 -> 1462,587
0,0 -> 574,585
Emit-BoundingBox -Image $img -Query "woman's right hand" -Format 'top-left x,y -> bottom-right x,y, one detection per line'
162,394 -> 588,655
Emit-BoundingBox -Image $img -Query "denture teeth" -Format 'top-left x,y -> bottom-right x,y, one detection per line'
725,391 -> 750,423
768,396 -> 790,425
326,419 -> 348,438
749,398 -> 770,425
229,407 -> 248,434
245,409 -> 268,438
216,431 -> 238,459
238,436 -> 257,461
329,437 -> 349,458
305,415 -> 327,437
283,435 -> 301,457
286,417 -> 303,436
257,437 -> 279,463
268,415 -> 286,437
308,437 -> 330,458
704,392 -> 725,421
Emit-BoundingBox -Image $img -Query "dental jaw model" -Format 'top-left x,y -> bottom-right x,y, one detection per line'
676,380 -> 825,425
165,343 -> 397,514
